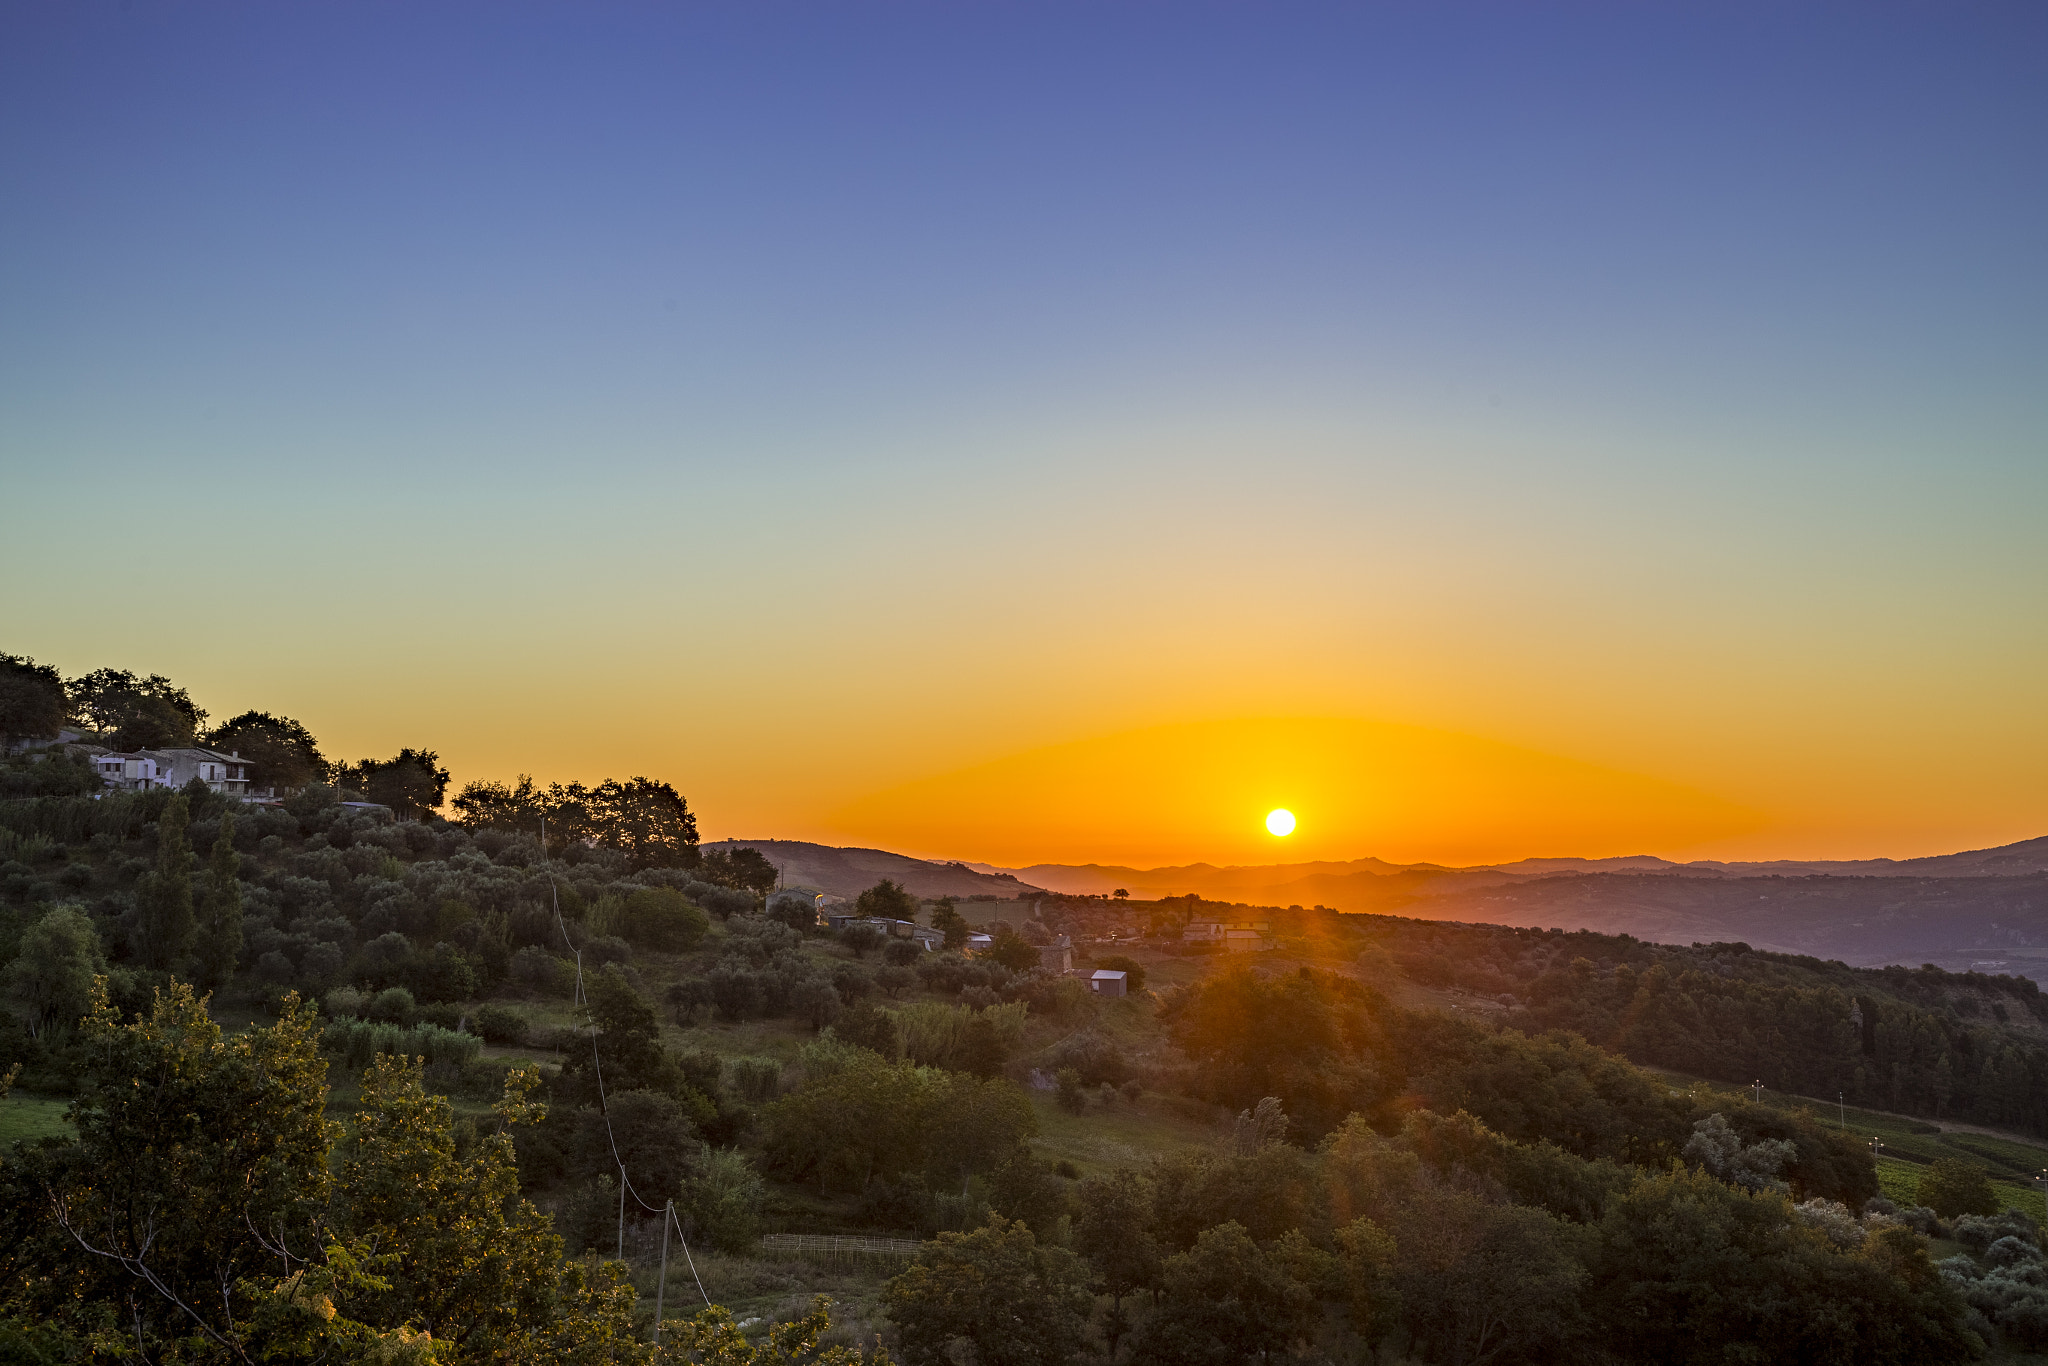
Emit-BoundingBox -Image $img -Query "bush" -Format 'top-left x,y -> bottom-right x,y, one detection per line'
1920,1158 -> 2000,1219
730,1057 -> 783,1103
837,1002 -> 902,1060
625,887 -> 710,951
582,934 -> 632,968
884,939 -> 923,967
367,987 -> 416,1024
765,890 -> 819,934
840,925 -> 884,958
510,945 -> 568,992
323,985 -> 368,1018
473,1003 -> 529,1045
1055,1067 -> 1086,1113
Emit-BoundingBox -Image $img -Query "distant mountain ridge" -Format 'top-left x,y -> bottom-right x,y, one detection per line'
975,835 -> 2048,903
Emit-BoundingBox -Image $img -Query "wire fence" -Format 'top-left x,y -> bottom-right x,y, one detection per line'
759,1234 -> 923,1264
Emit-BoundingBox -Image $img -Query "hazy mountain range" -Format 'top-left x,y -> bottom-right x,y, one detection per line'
712,834 -> 2048,983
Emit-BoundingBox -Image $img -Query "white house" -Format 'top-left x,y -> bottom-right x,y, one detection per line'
92,752 -> 164,791
144,748 -> 256,797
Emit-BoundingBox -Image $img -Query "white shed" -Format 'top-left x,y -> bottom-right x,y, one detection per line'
1088,969 -> 1128,997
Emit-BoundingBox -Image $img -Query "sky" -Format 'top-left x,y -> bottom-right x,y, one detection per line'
2,1 -> 2044,868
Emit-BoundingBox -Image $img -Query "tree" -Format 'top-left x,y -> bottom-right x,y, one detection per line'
3,906 -> 105,1042
0,654 -> 67,745
882,1217 -> 1092,1366
132,792 -> 195,970
700,845 -> 779,894
0,982 -> 333,1358
929,898 -> 969,950
1918,1157 -> 1999,1219
66,667 -> 206,748
857,879 -> 919,921
1131,1221 -> 1324,1365
336,1055 -> 584,1354
344,747 -> 451,819
208,710 -> 328,790
1075,1168 -> 1162,1315
665,977 -> 715,1025
588,776 -> 698,868
194,812 -> 244,989
625,887 -> 710,951
842,924 -> 885,958
1113,888 -> 1129,899
985,923 -> 1041,973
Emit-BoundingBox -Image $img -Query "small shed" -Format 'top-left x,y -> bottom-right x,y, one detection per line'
1088,969 -> 1128,997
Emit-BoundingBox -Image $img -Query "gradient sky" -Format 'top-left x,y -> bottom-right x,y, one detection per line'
3,2 -> 2043,867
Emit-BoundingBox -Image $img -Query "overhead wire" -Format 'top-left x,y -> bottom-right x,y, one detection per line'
536,815 -> 712,1306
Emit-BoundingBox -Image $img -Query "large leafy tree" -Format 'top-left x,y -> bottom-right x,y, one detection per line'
0,982 -> 334,1358
67,668 -> 207,749
0,654 -> 67,745
1128,1221 -> 1326,1366
132,793 -> 195,970
342,748 -> 452,820
883,1217 -> 1091,1366
587,777 -> 698,869
698,846 -> 779,895
209,711 -> 328,790
855,880 -> 918,921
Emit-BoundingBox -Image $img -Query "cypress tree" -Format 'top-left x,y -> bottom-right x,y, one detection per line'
133,793 -> 194,970
195,812 -> 243,989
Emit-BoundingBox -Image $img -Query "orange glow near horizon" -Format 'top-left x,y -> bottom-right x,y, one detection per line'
824,717 -> 1764,869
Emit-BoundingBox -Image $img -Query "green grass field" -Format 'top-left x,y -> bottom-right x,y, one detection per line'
0,1092 -> 71,1145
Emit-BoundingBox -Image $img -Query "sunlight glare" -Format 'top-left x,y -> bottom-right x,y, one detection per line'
1266,808 -> 1296,837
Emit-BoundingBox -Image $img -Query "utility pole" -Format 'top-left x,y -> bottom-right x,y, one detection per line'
1839,1092 -> 1845,1129
655,1200 -> 672,1344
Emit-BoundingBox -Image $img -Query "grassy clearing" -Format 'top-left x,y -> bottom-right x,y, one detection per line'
0,1092 -> 72,1145
1026,1089 -> 1224,1176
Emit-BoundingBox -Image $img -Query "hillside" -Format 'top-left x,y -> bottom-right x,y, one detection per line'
699,838 -> 1045,901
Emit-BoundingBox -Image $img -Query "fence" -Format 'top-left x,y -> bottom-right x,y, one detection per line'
758,1234 -> 921,1266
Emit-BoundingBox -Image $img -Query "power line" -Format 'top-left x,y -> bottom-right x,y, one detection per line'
537,815 -> 713,1317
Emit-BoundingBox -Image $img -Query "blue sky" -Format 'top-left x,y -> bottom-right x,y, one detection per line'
3,1 -> 2043,860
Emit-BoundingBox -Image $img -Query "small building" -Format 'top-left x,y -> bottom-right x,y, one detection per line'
965,932 -> 994,955
1183,922 -> 1224,943
1044,934 -> 1074,974
1088,969 -> 1128,997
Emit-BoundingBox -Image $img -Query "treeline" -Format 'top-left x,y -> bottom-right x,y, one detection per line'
1344,915 -> 2048,1137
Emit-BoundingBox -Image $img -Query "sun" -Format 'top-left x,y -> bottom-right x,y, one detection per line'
1265,808 -> 1296,837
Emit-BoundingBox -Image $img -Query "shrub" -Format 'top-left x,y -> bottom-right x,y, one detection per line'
837,1002 -> 902,1060
730,1057 -> 783,1103
323,985 -> 368,1018
840,925 -> 884,958
884,939 -> 923,967
1920,1158 -> 2000,1219
1055,1067 -> 1086,1113
625,887 -> 709,950
367,987 -> 416,1024
473,1003 -> 529,1045
510,945 -> 568,992
582,935 -> 632,968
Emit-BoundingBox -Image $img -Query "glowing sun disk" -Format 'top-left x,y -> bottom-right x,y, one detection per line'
1266,808 -> 1296,837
